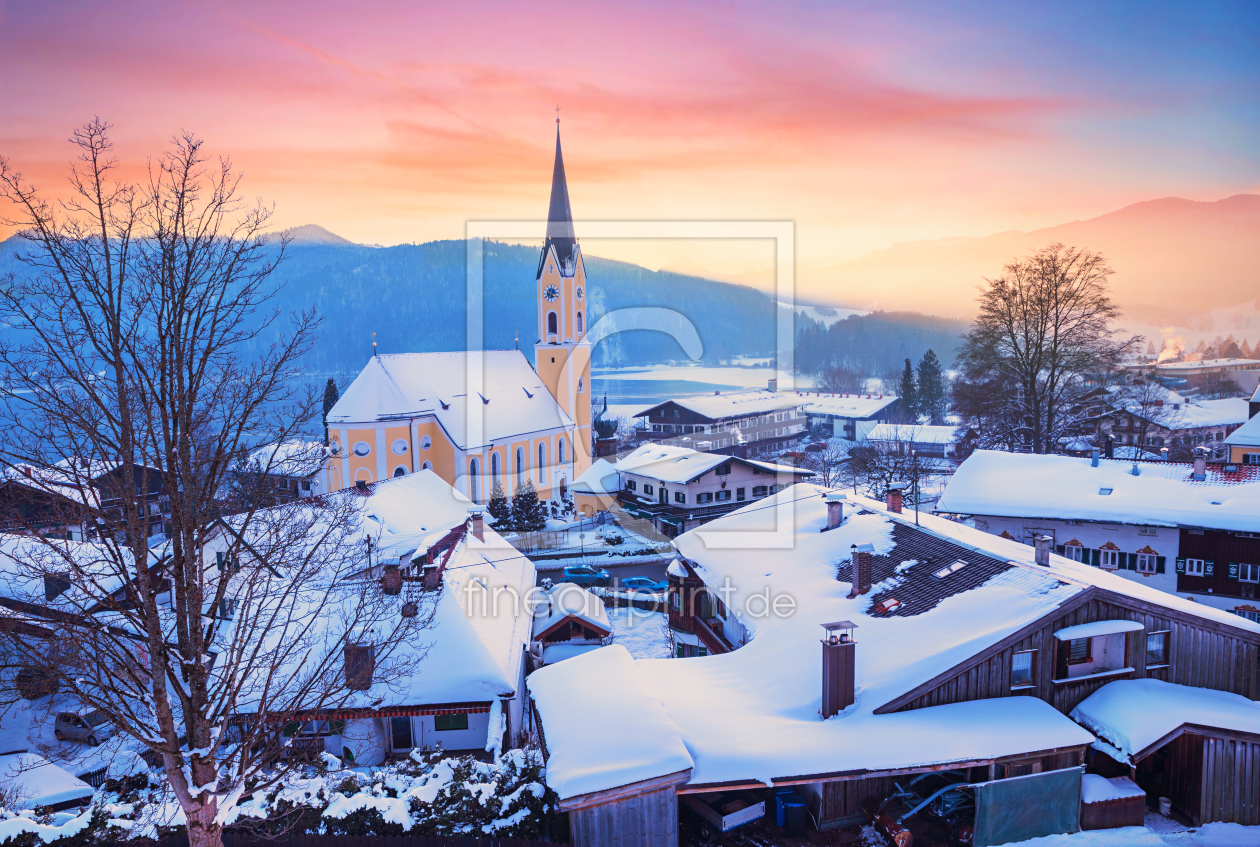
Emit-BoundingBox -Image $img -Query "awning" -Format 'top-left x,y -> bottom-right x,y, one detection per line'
1054,620 -> 1144,641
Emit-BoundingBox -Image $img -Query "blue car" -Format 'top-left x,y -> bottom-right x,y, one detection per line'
620,576 -> 668,594
562,565 -> 611,587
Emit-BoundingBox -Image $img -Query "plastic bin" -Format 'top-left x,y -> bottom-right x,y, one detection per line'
784,801 -> 808,836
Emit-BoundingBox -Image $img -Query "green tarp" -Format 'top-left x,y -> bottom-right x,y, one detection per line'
973,767 -> 1082,847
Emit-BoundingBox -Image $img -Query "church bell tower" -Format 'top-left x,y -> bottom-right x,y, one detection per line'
535,124 -> 592,478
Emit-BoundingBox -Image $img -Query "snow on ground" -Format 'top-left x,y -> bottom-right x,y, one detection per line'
608,608 -> 672,659
1002,822 -> 1259,846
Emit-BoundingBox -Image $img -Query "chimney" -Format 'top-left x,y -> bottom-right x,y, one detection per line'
468,506 -> 485,542
1161,447 -> 1169,461
21,467 -> 32,479
1034,535 -> 1052,567
848,544 -> 874,598
1130,462 -> 1141,477
824,493 -> 846,531
381,563 -> 402,595
1091,449 -> 1100,468
768,378 -> 778,393
355,480 -> 369,493
886,482 -> 906,514
1192,448 -> 1207,482
821,621 -> 857,718
1104,435 -> 1114,460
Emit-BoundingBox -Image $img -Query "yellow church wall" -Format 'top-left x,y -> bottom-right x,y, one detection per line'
384,425 -> 412,478
413,419 -> 457,483
346,428 -> 378,484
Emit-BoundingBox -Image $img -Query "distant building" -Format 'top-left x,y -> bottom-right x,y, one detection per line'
863,423 -> 976,463
1140,358 -> 1260,395
1103,396 -> 1250,460
633,386 -> 808,458
1225,390 -> 1260,465
801,393 -> 900,442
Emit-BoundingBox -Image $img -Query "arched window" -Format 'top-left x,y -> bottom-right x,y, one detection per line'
538,442 -> 547,482
578,377 -> 584,394
421,460 -> 433,471
469,458 -> 480,503
558,438 -> 566,465
547,312 -> 558,335
516,448 -> 525,486
491,451 -> 500,484
576,311 -> 584,335
393,466 -> 407,478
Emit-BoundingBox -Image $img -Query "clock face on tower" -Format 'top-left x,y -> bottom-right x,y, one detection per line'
575,286 -> 584,301
544,284 -> 559,302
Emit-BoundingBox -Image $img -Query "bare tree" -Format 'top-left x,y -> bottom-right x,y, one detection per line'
841,426 -> 940,509
955,243 -> 1140,454
800,440 -> 849,488
0,121 -> 431,847
815,365 -> 863,395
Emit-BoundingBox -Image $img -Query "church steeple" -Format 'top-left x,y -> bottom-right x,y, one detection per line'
538,128 -> 578,278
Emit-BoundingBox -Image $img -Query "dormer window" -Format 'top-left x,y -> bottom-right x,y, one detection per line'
344,643 -> 375,691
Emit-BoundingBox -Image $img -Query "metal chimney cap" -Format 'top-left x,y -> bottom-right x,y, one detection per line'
825,492 -> 847,503
822,620 -> 858,631
853,543 -> 875,553
888,482 -> 908,491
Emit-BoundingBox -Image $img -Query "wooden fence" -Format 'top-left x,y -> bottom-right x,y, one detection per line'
162,834 -> 562,847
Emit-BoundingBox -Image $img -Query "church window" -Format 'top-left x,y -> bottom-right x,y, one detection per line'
538,442 -> 547,481
578,378 -> 584,394
419,435 -> 432,450
547,312 -> 558,335
491,451 -> 501,483
516,448 -> 525,485
353,441 -> 371,457
558,439 -> 566,464
576,311 -> 584,334
468,459 -> 480,503
421,461 -> 433,471
393,466 -> 407,478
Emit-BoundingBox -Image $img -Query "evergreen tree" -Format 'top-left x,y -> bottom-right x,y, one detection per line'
916,349 -> 947,425
898,358 -> 918,423
322,378 -> 340,445
486,481 -> 512,531
510,480 -> 548,534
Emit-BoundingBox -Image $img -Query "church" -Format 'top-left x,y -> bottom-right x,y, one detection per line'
322,128 -> 593,503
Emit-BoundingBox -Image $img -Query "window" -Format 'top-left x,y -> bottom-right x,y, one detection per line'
344,644 -> 375,691
697,492 -> 713,503
434,713 -> 469,732
716,489 -> 731,501
491,452 -> 500,483
1138,526 -> 1157,536
537,442 -> 547,481
1240,563 -> 1260,584
353,441 -> 371,457
558,439 -> 566,465
1100,550 -> 1119,570
547,312 -> 558,335
670,590 -> 680,611
391,439 -> 409,455
468,458 -> 479,503
576,311 -> 584,334
393,466 -> 407,478
626,479 -> 637,491
752,485 -> 769,497
1063,546 -> 1086,563
675,491 -> 686,504
736,487 -> 746,501
419,435 -> 432,450
1011,650 -> 1037,689
1136,553 -> 1157,574
1146,631 -> 1170,667
421,460 -> 433,471
933,560 -> 968,579
391,716 -> 413,750
644,484 -> 654,495
1067,638 -> 1091,664
516,448 -> 525,485
1185,558 -> 1205,576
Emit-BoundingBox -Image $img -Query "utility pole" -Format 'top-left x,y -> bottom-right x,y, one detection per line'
912,449 -> 920,527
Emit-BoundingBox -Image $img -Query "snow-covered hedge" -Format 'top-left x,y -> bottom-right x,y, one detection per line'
0,747 -> 563,845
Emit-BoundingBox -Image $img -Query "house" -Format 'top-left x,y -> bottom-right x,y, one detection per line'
1225,391 -> 1260,465
322,127 -> 593,502
0,459 -> 171,543
529,585 -> 611,668
0,467 -> 92,541
1102,395 -> 1250,460
937,450 -> 1260,614
203,470 -> 537,766
529,483 -> 1260,845
633,386 -> 808,458
570,457 -> 620,518
863,424 -> 977,463
611,444 -> 813,537
1150,358 -> 1260,395
238,440 -> 328,503
801,393 -> 900,442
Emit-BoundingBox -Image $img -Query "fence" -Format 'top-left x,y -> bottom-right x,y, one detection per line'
161,833 -> 562,847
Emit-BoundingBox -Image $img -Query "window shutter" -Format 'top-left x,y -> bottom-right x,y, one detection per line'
1156,556 -> 1166,574
1175,557 -> 1186,574
1091,549 -> 1101,566
1205,560 -> 1215,577
216,551 -> 224,571
1229,561 -> 1240,580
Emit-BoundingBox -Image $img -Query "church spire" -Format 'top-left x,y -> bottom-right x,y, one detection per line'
538,125 -> 578,277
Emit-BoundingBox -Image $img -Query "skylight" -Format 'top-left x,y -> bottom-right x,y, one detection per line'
1099,488 -> 1113,495
933,560 -> 968,579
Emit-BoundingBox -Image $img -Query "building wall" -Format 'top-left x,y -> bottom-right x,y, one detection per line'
887,593 -> 1260,716
1229,444 -> 1260,464
1175,529 -> 1260,612
1200,735 -> 1260,825
972,516 -> 1179,595
621,462 -> 795,508
569,786 -> 679,847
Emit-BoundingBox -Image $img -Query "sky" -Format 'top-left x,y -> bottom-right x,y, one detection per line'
2,0 -> 1258,287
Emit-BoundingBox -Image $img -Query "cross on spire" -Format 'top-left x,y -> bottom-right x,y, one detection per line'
555,105 -> 561,125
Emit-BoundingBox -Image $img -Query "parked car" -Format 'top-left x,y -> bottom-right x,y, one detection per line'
54,710 -> 113,746
620,576 -> 667,594
561,565 -> 611,587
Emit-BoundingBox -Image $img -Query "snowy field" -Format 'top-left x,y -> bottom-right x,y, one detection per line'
1004,820 -> 1258,846
608,608 -> 672,659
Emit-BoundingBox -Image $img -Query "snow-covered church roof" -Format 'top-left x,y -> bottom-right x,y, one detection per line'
327,351 -> 573,450
938,449 -> 1260,532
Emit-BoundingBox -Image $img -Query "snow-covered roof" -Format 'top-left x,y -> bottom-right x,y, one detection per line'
541,643 -> 603,665
569,458 -> 619,496
612,444 -> 810,485
866,424 -> 960,445
0,754 -> 94,809
248,439 -> 326,478
1071,679 -> 1260,762
635,390 -> 800,422
327,351 -> 573,449
800,393 -> 899,419
1080,774 -> 1144,804
529,645 -> 694,801
533,585 -> 611,638
938,450 -> 1260,532
1156,357 -> 1260,371
0,534 -> 134,614
1169,398 -> 1250,429
531,482 -> 1260,794
1226,412 -> 1260,447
